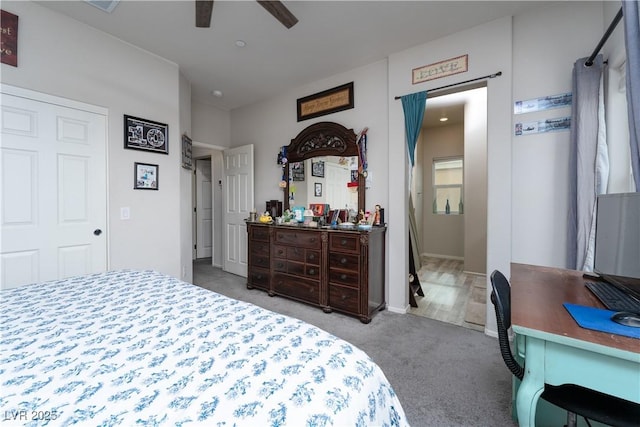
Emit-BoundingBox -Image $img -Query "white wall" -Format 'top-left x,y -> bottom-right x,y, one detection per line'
463,89 -> 488,275
389,17 -> 514,325
192,100 -> 231,147
1,1 -> 183,278
231,60 -> 390,211
179,72 -> 193,282
511,2 -> 604,268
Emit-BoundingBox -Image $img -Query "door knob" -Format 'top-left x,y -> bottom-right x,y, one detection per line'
94,229 -> 102,236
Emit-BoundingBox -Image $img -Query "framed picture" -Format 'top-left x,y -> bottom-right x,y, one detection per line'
297,82 -> 354,122
181,134 -> 192,169
124,115 -> 168,154
311,160 -> 325,178
314,182 -> 322,197
134,162 -> 158,190
291,162 -> 305,181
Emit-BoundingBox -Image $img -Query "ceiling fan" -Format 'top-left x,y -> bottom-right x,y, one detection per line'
195,0 -> 298,29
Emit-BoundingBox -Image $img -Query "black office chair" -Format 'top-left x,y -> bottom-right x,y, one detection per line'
490,270 -> 640,427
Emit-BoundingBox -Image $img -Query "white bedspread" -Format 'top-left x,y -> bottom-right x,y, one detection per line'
0,270 -> 408,426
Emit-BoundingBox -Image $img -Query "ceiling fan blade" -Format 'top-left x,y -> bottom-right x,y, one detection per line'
256,1 -> 298,29
195,0 -> 214,28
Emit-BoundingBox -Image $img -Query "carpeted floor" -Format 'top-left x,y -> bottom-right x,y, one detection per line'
193,260 -> 517,427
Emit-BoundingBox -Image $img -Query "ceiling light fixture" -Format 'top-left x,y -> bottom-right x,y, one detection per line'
235,40 -> 247,48
439,115 -> 448,122
211,90 -> 223,98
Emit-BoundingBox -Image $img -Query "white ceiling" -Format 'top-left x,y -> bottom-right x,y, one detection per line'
37,0 -> 551,112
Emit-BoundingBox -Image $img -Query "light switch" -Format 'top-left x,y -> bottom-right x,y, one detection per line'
120,207 -> 130,220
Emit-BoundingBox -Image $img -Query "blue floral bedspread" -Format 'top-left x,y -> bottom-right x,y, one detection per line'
0,270 -> 408,426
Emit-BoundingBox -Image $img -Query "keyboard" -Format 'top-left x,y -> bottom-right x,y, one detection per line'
585,281 -> 640,313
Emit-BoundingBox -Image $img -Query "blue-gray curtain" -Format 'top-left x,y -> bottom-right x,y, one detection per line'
400,92 -> 427,167
567,55 -> 608,271
623,0 -> 640,191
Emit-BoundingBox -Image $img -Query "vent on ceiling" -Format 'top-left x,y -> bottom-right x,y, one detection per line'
84,0 -> 120,13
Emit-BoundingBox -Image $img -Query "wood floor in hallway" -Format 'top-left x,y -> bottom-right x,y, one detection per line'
408,256 -> 486,332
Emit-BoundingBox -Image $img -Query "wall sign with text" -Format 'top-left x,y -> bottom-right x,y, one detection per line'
1,10 -> 18,67
297,82 -> 354,122
412,55 -> 468,85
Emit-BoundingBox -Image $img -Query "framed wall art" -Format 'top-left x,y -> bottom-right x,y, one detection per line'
134,162 -> 158,190
181,134 -> 193,169
314,183 -> 322,197
296,82 -> 354,122
124,115 -> 168,154
311,160 -> 325,178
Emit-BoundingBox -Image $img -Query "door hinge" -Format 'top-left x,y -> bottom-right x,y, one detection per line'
194,207 -> 196,213
194,244 -> 197,250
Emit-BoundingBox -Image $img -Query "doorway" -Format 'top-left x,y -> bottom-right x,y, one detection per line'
408,86 -> 488,330
192,146 -> 224,269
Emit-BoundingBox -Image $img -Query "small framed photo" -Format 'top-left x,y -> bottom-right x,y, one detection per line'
181,134 -> 192,169
134,162 -> 158,190
311,160 -> 325,177
124,115 -> 168,154
314,182 -> 322,197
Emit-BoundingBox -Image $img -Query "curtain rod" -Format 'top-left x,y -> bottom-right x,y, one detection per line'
585,7 -> 623,67
394,71 -> 502,100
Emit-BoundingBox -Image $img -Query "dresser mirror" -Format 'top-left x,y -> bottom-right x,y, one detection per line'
287,156 -> 358,213
282,121 -> 365,215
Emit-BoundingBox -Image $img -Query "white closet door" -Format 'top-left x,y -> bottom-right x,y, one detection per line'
1,88 -> 107,288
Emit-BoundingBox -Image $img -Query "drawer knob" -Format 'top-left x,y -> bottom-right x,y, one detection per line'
308,254 -> 315,260
278,250 -> 284,255
310,237 -> 316,243
309,268 -> 316,275
277,263 -> 284,268
341,294 -> 347,300
340,239 -> 347,246
256,274 -> 262,280
340,274 -> 347,280
340,257 -> 347,265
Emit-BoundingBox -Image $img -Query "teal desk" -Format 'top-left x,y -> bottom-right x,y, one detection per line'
510,263 -> 640,427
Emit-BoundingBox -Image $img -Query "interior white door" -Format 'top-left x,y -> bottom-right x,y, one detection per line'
1,89 -> 107,289
196,158 -> 212,259
222,145 -> 254,277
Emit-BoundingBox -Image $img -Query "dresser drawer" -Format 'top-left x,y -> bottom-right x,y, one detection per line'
272,274 -> 319,304
329,253 -> 360,271
288,262 -> 320,278
250,225 -> 270,242
328,284 -> 359,314
273,245 -> 287,259
250,252 -> 270,269
248,267 -> 270,290
250,241 -> 270,257
273,260 -> 320,279
329,233 -> 359,253
275,230 -> 321,249
329,269 -> 359,287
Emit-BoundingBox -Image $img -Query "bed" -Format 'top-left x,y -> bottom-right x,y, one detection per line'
0,270 -> 408,426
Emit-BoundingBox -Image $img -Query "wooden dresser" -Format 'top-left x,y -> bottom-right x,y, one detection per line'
246,222 -> 386,323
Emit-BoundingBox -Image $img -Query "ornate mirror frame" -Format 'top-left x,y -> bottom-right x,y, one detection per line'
283,121 -> 365,213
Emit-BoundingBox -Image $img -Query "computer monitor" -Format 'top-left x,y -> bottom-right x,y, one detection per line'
594,192 -> 640,298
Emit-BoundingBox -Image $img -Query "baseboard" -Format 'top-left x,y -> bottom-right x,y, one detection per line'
463,270 -> 487,276
387,304 -> 409,314
421,253 -> 464,261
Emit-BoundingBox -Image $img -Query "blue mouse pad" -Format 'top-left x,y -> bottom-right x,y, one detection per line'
563,303 -> 640,339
